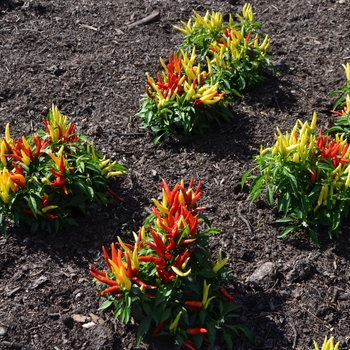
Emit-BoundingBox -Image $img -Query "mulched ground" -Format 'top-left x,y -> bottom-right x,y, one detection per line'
1,0 -> 350,349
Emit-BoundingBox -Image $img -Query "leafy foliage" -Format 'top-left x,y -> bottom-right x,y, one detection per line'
90,179 -> 251,349
242,112 -> 350,245
0,104 -> 126,235
328,63 -> 350,138
175,4 -> 274,94
137,4 -> 274,143
137,50 -> 231,143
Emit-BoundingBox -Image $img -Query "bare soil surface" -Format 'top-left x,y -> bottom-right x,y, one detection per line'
1,0 -> 350,349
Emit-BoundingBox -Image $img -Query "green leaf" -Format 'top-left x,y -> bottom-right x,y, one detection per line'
266,186 -> 274,205
99,300 -> 113,310
207,322 -> 217,348
136,315 -> 152,346
275,217 -> 294,223
28,195 -> 38,218
277,225 -> 299,238
223,330 -> 233,350
241,169 -> 253,189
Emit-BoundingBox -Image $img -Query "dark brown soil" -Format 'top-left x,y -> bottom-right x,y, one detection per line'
1,0 -> 350,349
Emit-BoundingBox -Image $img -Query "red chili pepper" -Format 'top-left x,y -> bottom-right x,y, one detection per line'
330,143 -> 341,158
90,271 -> 118,287
3,153 -> 24,162
9,175 -> 26,189
151,320 -> 165,337
310,169 -> 317,184
149,226 -> 168,257
102,246 -> 112,271
57,124 -> 63,140
124,252 -> 132,279
110,242 -> 118,265
184,301 -> 203,308
245,30 -> 252,42
220,287 -> 235,301
106,187 -> 124,202
187,328 -> 208,335
190,206 -> 206,214
178,238 -> 196,247
166,238 -> 176,251
45,213 -> 58,219
90,264 -> 107,277
183,340 -> 197,350
138,255 -> 163,263
100,285 -> 120,295
131,276 -> 157,290
3,139 -> 13,153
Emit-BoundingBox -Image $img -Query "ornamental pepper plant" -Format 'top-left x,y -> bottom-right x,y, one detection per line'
328,63 -> 350,138
242,112 -> 350,245
90,179 -> 251,349
0,104 -> 126,235
175,4 -> 274,94
137,49 -> 232,143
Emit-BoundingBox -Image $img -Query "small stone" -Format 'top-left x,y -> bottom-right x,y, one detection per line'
72,314 -> 90,323
0,326 -> 7,336
246,262 -> 277,287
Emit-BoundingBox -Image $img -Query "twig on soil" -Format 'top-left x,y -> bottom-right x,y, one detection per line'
237,202 -> 253,234
127,11 -> 160,28
299,305 -> 332,330
79,24 -> 99,31
291,323 -> 297,348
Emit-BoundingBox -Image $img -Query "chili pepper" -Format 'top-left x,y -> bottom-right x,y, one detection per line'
138,255 -> 163,264
190,206 -> 206,214
330,143 -> 341,158
102,246 -> 112,271
100,285 -> 120,295
149,226 -> 169,258
124,251 -> 132,279
156,267 -> 174,283
169,311 -> 182,334
109,258 -> 132,291
3,153 -> 24,163
245,30 -> 252,42
178,238 -> 196,247
171,265 -> 191,277
9,173 -> 26,188
220,287 -> 235,301
131,276 -> 157,290
90,264 -> 107,277
184,301 -> 203,308
212,248 -> 228,273
45,213 -> 58,219
90,270 -> 118,287
106,187 -> 124,202
110,242 -> 118,264
41,205 -> 59,214
309,169 -> 317,184
183,340 -> 197,350
174,247 -> 195,269
187,328 -> 207,335
152,320 -> 165,337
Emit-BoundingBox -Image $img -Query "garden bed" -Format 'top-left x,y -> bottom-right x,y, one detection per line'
1,0 -> 350,349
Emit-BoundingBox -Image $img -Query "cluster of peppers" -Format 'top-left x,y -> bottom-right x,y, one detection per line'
174,4 -> 271,93
259,112 -> 350,212
0,104 -> 126,234
90,179 -> 240,349
145,48 -> 226,110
